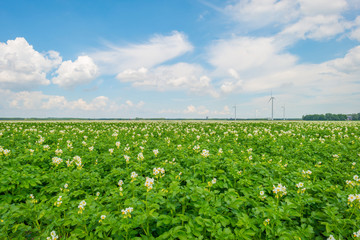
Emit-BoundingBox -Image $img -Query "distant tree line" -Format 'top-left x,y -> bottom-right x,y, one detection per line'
302,113 -> 360,121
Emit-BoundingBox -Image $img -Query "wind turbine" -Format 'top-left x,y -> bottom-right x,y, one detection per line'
233,105 -> 237,121
281,105 -> 285,120
268,92 -> 275,120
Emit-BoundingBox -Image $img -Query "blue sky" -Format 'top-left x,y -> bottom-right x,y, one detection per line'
0,0 -> 360,118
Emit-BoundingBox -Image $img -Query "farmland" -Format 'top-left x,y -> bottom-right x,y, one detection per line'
0,121 -> 359,239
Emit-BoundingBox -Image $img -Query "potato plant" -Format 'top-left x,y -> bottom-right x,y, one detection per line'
0,121 -> 359,239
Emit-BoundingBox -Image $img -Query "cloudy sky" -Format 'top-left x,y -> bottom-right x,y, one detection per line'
1,0 -> 359,118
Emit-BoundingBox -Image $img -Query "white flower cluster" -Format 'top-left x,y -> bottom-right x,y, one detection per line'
73,156 -> 83,169
346,175 -> 359,188
118,179 -> 124,194
302,170 -> 312,178
145,177 -> 155,191
54,196 -> 62,207
52,157 -> 63,166
348,194 -> 360,206
36,135 -> 45,144
55,149 -> 63,156
211,178 -> 216,184
207,178 -> 217,188
78,200 -> 86,214
118,180 -> 124,186
354,229 -> 360,238
121,207 -> 133,218
99,215 -> 106,222
327,235 -> 335,240
137,152 -> 144,161
46,230 -> 59,240
165,158 -> 176,165
153,167 -> 165,177
124,155 -> 130,163
153,149 -> 159,156
131,172 -> 138,179
272,183 -> 287,198
296,182 -> 306,194
201,149 -> 209,157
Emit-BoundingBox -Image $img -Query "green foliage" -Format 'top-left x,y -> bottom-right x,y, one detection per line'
0,121 -> 359,239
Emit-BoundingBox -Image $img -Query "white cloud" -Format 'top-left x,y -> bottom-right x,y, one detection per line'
224,0 -> 353,43
225,0 -> 299,29
236,45 -> 360,98
208,36 -> 297,93
126,100 -> 134,107
279,14 -> 349,41
1,89 -> 110,111
298,0 -> 348,16
0,89 -> 148,117
213,105 -> 231,115
184,105 -> 196,113
117,62 -> 219,97
52,55 -> 99,88
0,37 -> 62,89
349,16 -> 360,41
327,45 -> 360,73
350,27 -> 360,41
278,0 -> 351,42
209,37 -> 296,74
183,105 -> 209,115
91,31 -> 193,75
68,96 -> 109,111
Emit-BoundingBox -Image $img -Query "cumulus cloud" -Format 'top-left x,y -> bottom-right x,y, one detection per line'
183,105 -> 209,115
327,45 -> 360,73
236,44 -> 360,98
123,100 -> 144,108
184,105 -> 196,113
209,37 -> 296,74
208,36 -> 297,93
91,31 -> 193,74
116,62 -> 219,97
1,89 -> 110,111
0,37 -> 62,89
52,56 -> 99,88
0,89 -> 147,117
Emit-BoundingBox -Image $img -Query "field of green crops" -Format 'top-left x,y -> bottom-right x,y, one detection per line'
0,121 -> 359,240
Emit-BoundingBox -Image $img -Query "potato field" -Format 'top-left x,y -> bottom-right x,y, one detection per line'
0,121 -> 359,239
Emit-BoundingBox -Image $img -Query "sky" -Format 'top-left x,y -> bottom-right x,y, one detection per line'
0,0 -> 360,119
